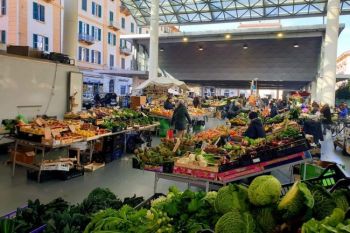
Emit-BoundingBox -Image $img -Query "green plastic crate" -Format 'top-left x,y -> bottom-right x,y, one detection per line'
159,118 -> 170,137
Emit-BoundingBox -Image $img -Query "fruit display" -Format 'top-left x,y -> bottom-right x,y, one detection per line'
266,114 -> 285,124
134,145 -> 175,165
150,107 -> 173,118
188,107 -> 208,117
230,117 -> 248,126
193,126 -> 231,142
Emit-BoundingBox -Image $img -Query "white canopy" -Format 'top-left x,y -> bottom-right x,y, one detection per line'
134,69 -> 189,91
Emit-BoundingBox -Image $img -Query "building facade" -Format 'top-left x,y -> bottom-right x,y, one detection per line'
337,50 -> 350,75
0,0 -> 178,97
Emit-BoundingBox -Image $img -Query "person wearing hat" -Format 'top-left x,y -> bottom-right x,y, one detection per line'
244,111 -> 266,139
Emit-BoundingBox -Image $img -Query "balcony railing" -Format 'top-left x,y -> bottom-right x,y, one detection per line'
108,21 -> 120,31
120,5 -> 131,16
120,47 -> 132,56
78,33 -> 96,45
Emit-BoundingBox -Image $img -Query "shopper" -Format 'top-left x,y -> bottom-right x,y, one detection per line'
320,103 -> 332,135
339,103 -> 348,119
244,111 -> 266,139
269,102 -> 278,118
193,96 -> 201,108
164,97 -> 174,110
171,100 -> 192,138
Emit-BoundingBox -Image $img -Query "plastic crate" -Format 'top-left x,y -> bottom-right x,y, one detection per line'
300,163 -> 326,180
281,164 -> 346,195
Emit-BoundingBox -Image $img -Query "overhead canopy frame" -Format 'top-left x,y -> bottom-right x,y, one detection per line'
122,0 -> 350,26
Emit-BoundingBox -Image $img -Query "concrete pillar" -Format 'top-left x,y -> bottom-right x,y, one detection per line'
148,0 -> 160,79
310,80 -> 317,102
320,0 -> 340,106
63,0 -> 79,59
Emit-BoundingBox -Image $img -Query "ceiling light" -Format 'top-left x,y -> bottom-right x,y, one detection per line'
277,32 -> 283,38
225,34 -> 231,39
160,48 -> 164,52
198,46 -> 204,51
243,44 -> 248,49
293,43 -> 299,48
183,37 -> 188,42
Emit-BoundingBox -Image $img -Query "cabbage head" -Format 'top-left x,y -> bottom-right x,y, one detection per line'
332,189 -> 350,212
248,175 -> 282,206
254,206 -> 277,233
215,209 -> 256,233
214,184 -> 249,214
278,181 -> 314,220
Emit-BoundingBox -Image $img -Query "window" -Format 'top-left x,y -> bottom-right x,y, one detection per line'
33,34 -> 49,51
121,17 -> 125,29
120,85 -> 126,95
121,58 -> 125,69
78,47 -> 90,62
131,23 -> 134,33
109,79 -> 114,93
120,39 -> 126,48
109,54 -> 114,67
79,21 -> 90,35
91,2 -> 102,17
33,2 -> 45,22
91,50 -> 101,64
109,11 -> 113,22
0,30 -> 5,43
108,33 -> 116,45
82,0 -> 87,11
138,27 -> 142,34
1,0 -> 6,15
90,26 -> 101,40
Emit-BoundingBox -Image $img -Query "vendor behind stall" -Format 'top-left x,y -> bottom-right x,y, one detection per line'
171,100 -> 191,138
193,96 -> 201,108
244,111 -> 266,139
269,102 -> 278,118
164,97 -> 174,110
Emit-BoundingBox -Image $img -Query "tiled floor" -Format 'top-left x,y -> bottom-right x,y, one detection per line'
0,118 -> 348,216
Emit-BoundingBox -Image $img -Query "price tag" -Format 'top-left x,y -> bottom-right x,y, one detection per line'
35,118 -> 44,127
68,125 -> 76,133
252,158 -> 261,163
201,141 -> 208,150
44,127 -> 52,140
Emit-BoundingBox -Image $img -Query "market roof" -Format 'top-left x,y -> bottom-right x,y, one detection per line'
121,0 -> 350,26
122,24 -> 343,90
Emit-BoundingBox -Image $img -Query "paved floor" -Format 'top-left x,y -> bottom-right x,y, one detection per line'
0,118 -> 348,215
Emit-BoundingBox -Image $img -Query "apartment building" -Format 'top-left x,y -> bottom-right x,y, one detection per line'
0,0 -> 178,97
337,50 -> 350,75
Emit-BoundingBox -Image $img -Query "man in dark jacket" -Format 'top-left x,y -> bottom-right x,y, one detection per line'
269,102 -> 278,118
244,111 -> 266,139
171,100 -> 191,138
164,97 -> 174,110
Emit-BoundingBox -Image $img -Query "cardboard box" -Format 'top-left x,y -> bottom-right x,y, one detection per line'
7,45 -> 43,58
131,96 -> 146,110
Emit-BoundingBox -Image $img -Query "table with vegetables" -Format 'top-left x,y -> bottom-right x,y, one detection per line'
133,116 -> 313,192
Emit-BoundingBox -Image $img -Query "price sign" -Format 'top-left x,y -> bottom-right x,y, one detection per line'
44,127 -> 52,140
68,125 -> 76,133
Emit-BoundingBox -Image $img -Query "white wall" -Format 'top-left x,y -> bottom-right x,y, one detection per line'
0,54 -> 80,120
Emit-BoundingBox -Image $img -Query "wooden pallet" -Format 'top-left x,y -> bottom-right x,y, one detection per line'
84,162 -> 105,172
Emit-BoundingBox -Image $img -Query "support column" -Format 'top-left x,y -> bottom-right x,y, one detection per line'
63,0 -> 79,59
310,80 -> 317,102
321,0 -> 340,106
148,0 -> 160,79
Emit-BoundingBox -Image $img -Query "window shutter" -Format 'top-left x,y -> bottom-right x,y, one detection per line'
79,21 -> 82,34
98,29 -> 101,41
86,24 -> 90,35
92,2 -> 95,14
33,34 -> 38,48
40,5 -> 45,22
109,11 -> 113,22
98,52 -> 101,64
86,48 -> 90,62
78,47 -> 82,60
91,26 -> 95,38
82,0 -> 87,10
91,50 -> 95,63
44,37 -> 49,51
113,35 -> 116,46
33,2 -> 38,20
1,31 -> 6,43
98,5 -> 102,17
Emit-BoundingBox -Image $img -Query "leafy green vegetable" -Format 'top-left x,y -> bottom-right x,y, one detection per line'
0,218 -> 15,233
332,189 -> 350,212
307,184 -> 336,220
302,208 -> 346,233
215,209 -> 256,233
254,206 -> 277,233
322,208 -> 345,227
214,184 -> 249,214
248,175 -> 282,206
278,181 -> 314,220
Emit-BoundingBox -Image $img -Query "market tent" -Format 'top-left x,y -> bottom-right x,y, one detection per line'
134,70 -> 189,91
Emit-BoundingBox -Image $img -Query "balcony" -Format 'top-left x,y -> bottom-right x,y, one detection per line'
108,21 -> 120,31
78,34 -> 96,45
120,47 -> 132,56
120,4 -> 131,16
